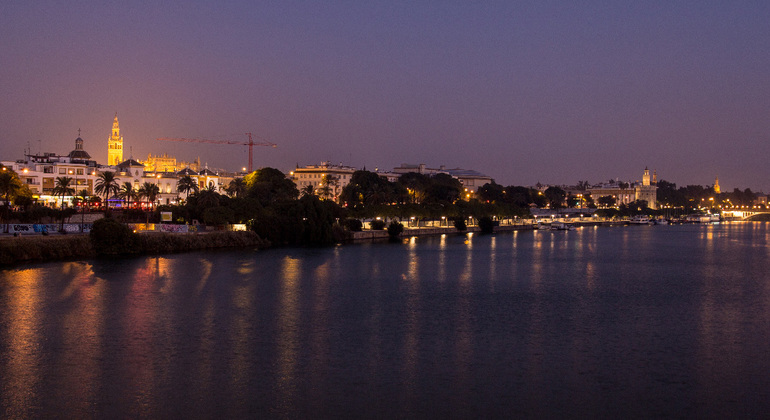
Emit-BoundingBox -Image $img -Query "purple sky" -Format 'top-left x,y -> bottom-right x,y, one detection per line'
2,1 -> 769,191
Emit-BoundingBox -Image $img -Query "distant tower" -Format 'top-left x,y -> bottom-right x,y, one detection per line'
642,167 -> 651,186
107,113 -> 124,166
714,176 -> 721,194
652,170 -> 657,185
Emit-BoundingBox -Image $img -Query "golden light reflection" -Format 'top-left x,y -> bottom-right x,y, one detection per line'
402,237 -> 421,398
230,276 -> 252,391
57,262 -> 105,413
585,261 -> 596,290
489,236 -> 497,289
3,268 -> 43,419
309,260 -> 332,404
127,260 -> 160,414
277,256 -> 301,413
531,231 -> 544,292
196,295 -> 216,405
196,258 -> 213,294
154,257 -> 173,294
453,237 -> 474,393
437,234 -> 447,282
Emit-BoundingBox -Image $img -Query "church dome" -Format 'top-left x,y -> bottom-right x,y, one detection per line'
68,137 -> 91,160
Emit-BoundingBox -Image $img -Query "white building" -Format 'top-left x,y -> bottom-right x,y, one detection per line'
2,135 -> 101,206
291,162 -> 357,201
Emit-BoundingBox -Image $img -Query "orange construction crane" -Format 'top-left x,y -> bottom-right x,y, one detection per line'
157,132 -> 276,172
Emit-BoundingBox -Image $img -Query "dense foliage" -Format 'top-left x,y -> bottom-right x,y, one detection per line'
90,216 -> 138,255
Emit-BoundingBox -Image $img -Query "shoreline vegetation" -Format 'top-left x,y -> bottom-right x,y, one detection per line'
0,230 -> 270,266
2,165 -> 761,267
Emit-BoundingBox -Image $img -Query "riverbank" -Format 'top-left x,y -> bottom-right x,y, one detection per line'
0,231 -> 270,266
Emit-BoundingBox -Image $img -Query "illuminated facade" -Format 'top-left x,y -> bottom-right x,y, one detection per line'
143,153 -> 177,172
141,154 -> 201,173
107,113 -> 124,166
291,162 -> 356,201
588,167 -> 659,209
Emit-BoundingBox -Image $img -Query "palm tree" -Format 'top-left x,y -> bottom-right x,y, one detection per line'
53,176 -> 75,231
94,171 -> 120,209
300,184 -> 314,198
0,168 -> 23,233
137,182 -> 160,209
196,184 -> 220,209
118,182 -> 136,208
177,175 -> 199,201
53,176 -> 75,209
225,178 -> 246,198
76,190 -> 89,230
319,175 -> 339,201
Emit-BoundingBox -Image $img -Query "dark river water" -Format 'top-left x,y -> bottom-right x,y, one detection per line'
2,223 -> 770,418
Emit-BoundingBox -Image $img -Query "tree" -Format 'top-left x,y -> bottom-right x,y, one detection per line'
118,182 -> 136,208
566,193 -> 580,208
195,185 -> 221,209
597,195 -> 616,208
398,172 -> 431,204
177,175 -> 199,200
0,168 -> 24,233
245,167 -> 299,204
477,182 -> 505,203
94,171 -> 120,209
225,178 -> 246,198
53,176 -> 75,209
531,189 -> 548,208
53,177 -> 76,231
137,182 -> 160,209
424,173 -> 462,204
544,186 -> 566,209
340,170 -> 396,211
576,180 -> 590,190
319,175 -> 339,201
0,168 -> 23,209
300,184 -> 314,198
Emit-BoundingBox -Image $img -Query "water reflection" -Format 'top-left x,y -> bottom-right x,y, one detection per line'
2,268 -> 42,419
1,224 -> 769,417
402,234 -> 421,401
56,263 -> 105,416
276,256 -> 301,415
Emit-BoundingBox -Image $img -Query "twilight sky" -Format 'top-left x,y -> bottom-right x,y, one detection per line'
1,1 -> 769,191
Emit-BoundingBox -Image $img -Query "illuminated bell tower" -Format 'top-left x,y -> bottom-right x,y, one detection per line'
107,112 -> 124,166
714,176 -> 721,194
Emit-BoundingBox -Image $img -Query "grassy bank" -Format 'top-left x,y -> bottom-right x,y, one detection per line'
0,235 -> 95,265
0,231 -> 270,266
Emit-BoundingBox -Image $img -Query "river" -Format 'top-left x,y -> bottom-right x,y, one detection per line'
2,223 -> 770,418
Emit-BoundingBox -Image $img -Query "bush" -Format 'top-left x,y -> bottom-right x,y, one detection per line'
343,218 -> 363,232
453,218 -> 467,231
478,216 -> 495,234
0,236 -> 94,265
387,221 -> 404,238
370,219 -> 386,230
90,217 -> 138,255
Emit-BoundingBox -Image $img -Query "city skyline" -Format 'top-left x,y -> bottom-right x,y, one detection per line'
2,2 -> 768,191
